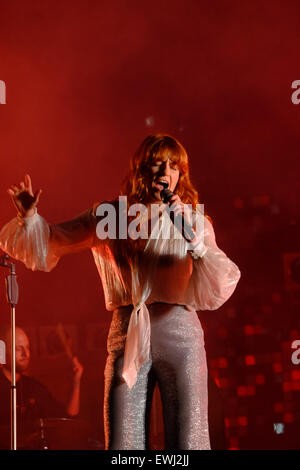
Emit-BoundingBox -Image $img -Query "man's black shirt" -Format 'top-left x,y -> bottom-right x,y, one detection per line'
0,369 -> 66,449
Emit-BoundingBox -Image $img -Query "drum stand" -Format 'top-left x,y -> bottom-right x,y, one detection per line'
0,254 -> 19,450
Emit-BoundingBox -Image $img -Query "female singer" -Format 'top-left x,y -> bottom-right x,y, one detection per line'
0,134 -> 241,450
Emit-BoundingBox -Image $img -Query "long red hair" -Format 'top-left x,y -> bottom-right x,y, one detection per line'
115,135 -> 211,266
120,134 -> 200,210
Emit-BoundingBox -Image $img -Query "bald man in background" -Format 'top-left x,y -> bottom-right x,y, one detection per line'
0,326 -> 83,449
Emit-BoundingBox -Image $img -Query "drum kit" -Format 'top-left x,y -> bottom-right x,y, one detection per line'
0,418 -> 104,450
22,418 -> 94,450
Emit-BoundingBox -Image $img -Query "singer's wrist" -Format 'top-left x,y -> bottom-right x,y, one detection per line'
17,207 -> 39,227
17,207 -> 37,218
187,232 -> 208,259
188,244 -> 208,259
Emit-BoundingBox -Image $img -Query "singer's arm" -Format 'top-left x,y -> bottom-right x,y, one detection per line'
185,212 -> 241,311
0,204 -> 99,272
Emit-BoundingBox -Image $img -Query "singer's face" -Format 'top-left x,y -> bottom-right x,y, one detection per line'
150,157 -> 180,202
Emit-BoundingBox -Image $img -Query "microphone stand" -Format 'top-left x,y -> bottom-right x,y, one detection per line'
0,254 -> 19,450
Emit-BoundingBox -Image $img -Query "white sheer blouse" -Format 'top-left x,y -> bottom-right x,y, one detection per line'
0,201 -> 241,388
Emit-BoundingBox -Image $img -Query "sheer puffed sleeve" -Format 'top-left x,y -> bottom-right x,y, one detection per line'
0,204 -> 98,272
186,212 -> 241,311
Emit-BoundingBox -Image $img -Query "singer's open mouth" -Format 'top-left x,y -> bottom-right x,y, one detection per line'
155,178 -> 169,184
154,178 -> 169,191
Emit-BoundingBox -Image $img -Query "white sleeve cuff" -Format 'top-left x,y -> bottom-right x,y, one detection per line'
17,207 -> 39,226
187,231 -> 208,259
188,244 -> 208,260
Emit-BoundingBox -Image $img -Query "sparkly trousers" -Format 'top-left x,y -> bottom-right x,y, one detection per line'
104,303 -> 211,450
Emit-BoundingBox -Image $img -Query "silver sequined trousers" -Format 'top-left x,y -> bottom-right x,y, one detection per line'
104,303 -> 211,450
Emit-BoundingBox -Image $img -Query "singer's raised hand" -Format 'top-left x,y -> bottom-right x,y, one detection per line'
7,174 -> 42,217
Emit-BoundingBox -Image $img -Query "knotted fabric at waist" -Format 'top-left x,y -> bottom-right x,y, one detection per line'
121,302 -> 150,389
120,302 -> 193,389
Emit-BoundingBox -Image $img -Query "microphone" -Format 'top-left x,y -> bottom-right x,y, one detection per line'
156,181 -> 196,243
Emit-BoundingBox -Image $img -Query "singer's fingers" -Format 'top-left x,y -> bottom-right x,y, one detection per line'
7,189 -> 21,212
170,201 -> 179,210
11,184 -> 20,193
34,188 -> 42,204
170,200 -> 184,211
24,174 -> 29,188
169,194 -> 180,203
173,207 -> 184,217
25,174 -> 33,195
171,202 -> 193,221
19,181 -> 25,191
8,189 -> 19,202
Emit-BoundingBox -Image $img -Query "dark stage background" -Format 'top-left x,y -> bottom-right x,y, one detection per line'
0,0 -> 300,450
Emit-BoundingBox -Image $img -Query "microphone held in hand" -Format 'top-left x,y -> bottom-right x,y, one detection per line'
159,181 -> 196,243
